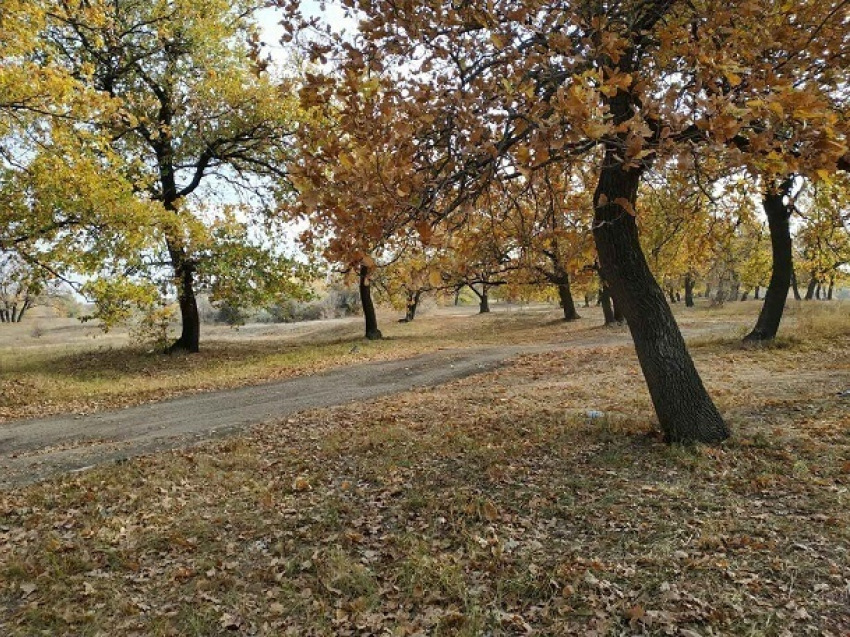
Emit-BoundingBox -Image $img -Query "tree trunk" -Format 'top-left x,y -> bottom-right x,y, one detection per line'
599,282 -> 616,325
815,281 -> 822,300
827,276 -> 834,301
754,285 -> 760,300
478,285 -> 490,313
556,278 -> 581,321
592,151 -> 728,444
168,242 -> 201,353
740,290 -> 749,301
703,285 -> 711,299
612,296 -> 625,324
359,264 -> 382,340
744,179 -> 794,342
791,267 -> 802,300
10,305 -> 18,323
401,290 -> 422,322
684,273 -> 695,307
805,274 -> 817,301
16,302 -> 30,323
667,288 -> 677,304
584,294 -> 591,308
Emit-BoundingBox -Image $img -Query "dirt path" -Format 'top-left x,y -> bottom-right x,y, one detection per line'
0,323 -> 735,489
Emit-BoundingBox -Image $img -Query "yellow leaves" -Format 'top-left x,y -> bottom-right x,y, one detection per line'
582,120 -> 610,140
724,70 -> 742,87
338,152 -> 355,170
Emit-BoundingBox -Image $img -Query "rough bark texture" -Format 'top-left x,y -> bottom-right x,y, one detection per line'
743,181 -> 794,342
684,274 -> 695,307
359,264 -> 383,340
592,154 -> 728,444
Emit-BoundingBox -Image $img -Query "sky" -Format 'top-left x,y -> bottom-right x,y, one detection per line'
256,0 -> 355,60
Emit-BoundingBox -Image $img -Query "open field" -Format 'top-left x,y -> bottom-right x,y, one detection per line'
0,299 -> 808,423
0,301 -> 735,423
1,301 -> 849,635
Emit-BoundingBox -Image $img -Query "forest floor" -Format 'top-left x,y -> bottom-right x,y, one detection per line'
1,300 -> 849,635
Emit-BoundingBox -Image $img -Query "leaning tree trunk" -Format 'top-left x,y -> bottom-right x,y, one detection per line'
167,241 -> 201,353
743,179 -> 794,342
556,277 -> 581,321
359,264 -> 383,340
592,151 -> 728,444
684,273 -> 695,307
791,267 -> 802,300
805,274 -> 817,301
15,301 -> 31,323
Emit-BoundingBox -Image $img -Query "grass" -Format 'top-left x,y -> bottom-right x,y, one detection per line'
1,300 -> 849,635
0,304 -> 612,422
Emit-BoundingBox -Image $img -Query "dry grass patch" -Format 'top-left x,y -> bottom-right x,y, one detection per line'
1,306 -> 599,423
2,323 -> 849,635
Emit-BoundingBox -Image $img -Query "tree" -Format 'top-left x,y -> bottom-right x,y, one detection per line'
743,177 -> 795,341
287,0 -> 849,442
44,0 -> 301,352
510,166 -> 595,321
796,177 -> 850,300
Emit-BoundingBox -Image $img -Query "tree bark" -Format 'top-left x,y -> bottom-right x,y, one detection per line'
584,294 -> 591,308
167,242 -> 201,353
827,276 -> 834,301
556,278 -> 580,321
684,273 -> 695,307
744,178 -> 794,342
815,282 -> 822,300
805,274 -> 817,300
592,153 -> 728,444
599,281 -> 616,325
667,288 -> 677,304
791,267 -> 802,300
477,285 -> 490,313
740,290 -> 749,301
359,264 -> 383,340
744,179 -> 794,342
754,285 -> 760,300
400,290 -> 422,322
